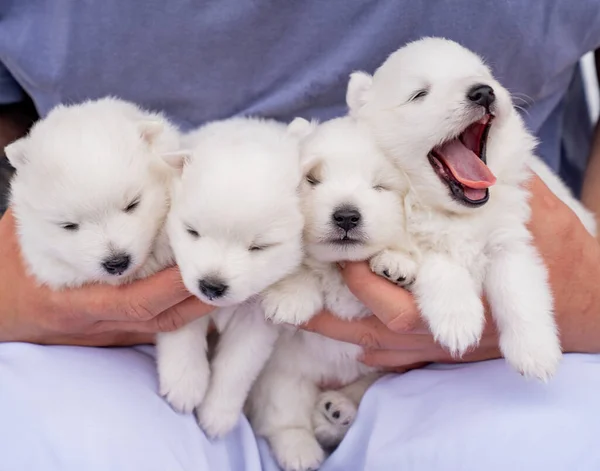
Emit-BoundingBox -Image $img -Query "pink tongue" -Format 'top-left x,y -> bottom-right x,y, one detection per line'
435,139 -> 496,190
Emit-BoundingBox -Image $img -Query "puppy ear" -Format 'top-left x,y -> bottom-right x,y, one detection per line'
162,150 -> 191,171
346,71 -> 373,113
4,137 -> 29,169
287,117 -> 317,141
138,120 -> 164,146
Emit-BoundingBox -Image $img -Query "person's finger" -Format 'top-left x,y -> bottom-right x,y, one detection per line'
66,267 -> 194,322
361,338 -> 501,368
302,310 -> 428,350
526,172 -> 582,239
103,296 -> 214,333
454,341 -> 502,364
37,330 -> 154,347
387,361 -> 431,374
526,173 -> 565,212
340,261 -> 426,333
359,348 -> 438,368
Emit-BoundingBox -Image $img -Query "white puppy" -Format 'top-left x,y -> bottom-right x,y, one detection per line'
155,117 -> 305,438
247,116 -> 411,471
348,37 -> 596,381
5,97 -> 179,289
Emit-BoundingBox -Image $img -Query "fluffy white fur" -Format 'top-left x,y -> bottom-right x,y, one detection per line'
247,117 -> 412,471
348,37 -> 596,380
6,97 -> 179,289
155,117 -> 305,438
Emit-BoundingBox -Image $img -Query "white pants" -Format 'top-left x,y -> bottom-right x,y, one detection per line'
1,343 -> 599,471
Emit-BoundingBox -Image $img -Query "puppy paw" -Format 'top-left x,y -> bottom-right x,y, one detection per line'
312,390 -> 357,448
158,358 -> 210,414
262,285 -> 323,326
270,429 -> 325,471
427,297 -> 484,358
501,327 -> 562,382
196,393 -> 241,439
370,250 -> 417,288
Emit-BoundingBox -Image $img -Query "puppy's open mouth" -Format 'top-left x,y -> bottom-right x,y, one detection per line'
428,114 -> 496,207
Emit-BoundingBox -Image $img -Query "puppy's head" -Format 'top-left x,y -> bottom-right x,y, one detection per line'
348,37 -> 533,214
6,98 -> 179,288
166,118 -> 304,307
292,116 -> 407,263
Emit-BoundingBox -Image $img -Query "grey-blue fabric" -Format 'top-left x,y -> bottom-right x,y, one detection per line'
1,0 -> 599,193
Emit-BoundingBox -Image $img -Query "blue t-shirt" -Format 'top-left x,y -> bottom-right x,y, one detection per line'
1,0 -> 599,194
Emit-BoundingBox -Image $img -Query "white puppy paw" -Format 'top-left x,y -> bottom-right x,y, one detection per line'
500,328 -> 562,382
270,429 -> 325,471
370,250 -> 417,288
196,393 -> 241,439
312,390 -> 357,448
158,357 -> 210,414
262,285 -> 323,326
425,296 -> 484,358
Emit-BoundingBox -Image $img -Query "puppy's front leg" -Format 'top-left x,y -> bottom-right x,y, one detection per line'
413,253 -> 484,357
485,239 -> 561,381
262,265 -> 323,325
155,316 -> 211,413
197,303 -> 280,438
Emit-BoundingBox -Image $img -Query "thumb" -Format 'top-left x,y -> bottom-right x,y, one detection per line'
76,267 -> 194,322
340,261 -> 425,333
112,295 -> 214,333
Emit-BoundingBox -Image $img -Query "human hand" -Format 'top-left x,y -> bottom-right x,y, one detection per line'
0,209 -> 214,346
302,174 -> 600,371
303,261 -> 500,371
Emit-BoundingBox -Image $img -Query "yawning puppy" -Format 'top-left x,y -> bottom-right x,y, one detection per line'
6,97 -> 179,289
348,37 -> 595,380
247,116 -> 411,471
156,117 -> 305,438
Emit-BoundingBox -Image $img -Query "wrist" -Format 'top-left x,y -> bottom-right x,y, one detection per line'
555,234 -> 600,354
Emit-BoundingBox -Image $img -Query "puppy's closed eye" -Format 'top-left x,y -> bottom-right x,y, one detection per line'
185,225 -> 200,238
306,173 -> 321,186
248,243 -> 274,252
373,184 -> 390,192
60,222 -> 79,232
409,89 -> 428,102
124,197 -> 141,213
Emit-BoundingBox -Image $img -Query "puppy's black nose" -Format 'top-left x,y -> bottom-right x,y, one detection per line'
198,277 -> 228,299
467,84 -> 495,109
102,253 -> 131,275
332,207 -> 361,232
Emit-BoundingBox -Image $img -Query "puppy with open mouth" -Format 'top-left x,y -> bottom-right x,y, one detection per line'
348,37 -> 596,381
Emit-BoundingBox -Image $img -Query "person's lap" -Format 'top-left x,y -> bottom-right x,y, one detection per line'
1,343 -> 599,471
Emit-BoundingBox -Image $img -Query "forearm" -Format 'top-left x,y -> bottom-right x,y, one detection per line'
553,227 -> 600,354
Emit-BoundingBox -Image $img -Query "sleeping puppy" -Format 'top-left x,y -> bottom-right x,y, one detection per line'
347,37 -> 596,380
156,117 -> 305,438
247,116 -> 412,471
5,97 -> 178,289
